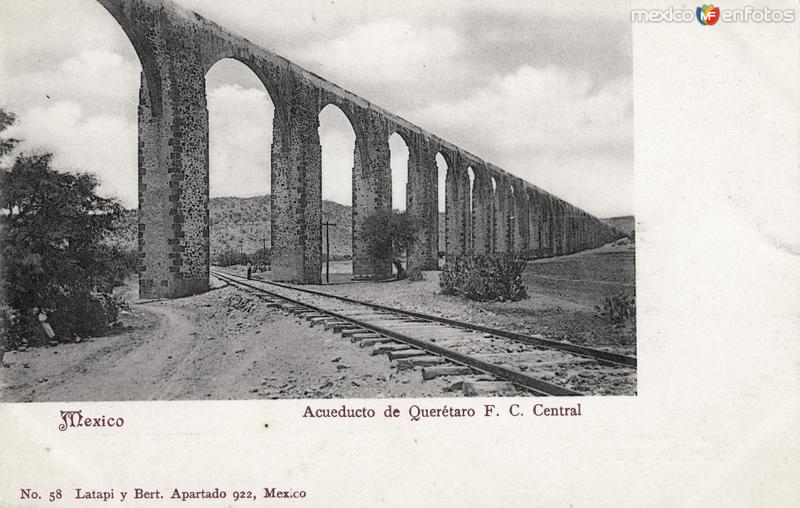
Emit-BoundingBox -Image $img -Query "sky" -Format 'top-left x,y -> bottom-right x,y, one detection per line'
0,0 -> 633,218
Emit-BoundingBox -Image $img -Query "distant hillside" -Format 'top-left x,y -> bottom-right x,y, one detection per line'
112,205 -> 634,257
111,195 -> 353,258
602,216 -> 635,238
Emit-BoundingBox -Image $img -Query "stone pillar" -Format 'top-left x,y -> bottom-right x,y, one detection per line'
562,208 -> 571,254
494,178 -> 508,253
548,199 -> 560,256
137,52 -> 209,298
581,216 -> 588,250
270,94 -> 322,283
537,197 -> 546,256
545,200 -> 555,256
406,135 -> 438,273
527,191 -> 538,255
352,113 -> 392,280
556,202 -> 566,255
445,163 -> 469,260
531,190 -> 545,256
425,146 -> 440,269
472,170 -> 490,255
569,214 -> 576,254
457,166 -> 471,255
515,184 -> 530,254
562,206 -> 571,255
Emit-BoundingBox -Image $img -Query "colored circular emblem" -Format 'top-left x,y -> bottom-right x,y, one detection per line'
696,4 -> 721,25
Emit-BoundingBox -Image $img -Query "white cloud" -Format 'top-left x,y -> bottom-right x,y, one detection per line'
294,19 -> 462,96
10,101 -> 137,206
409,65 -> 633,215
1,48 -> 140,119
413,65 -> 631,157
0,43 -> 141,190
208,84 -> 273,198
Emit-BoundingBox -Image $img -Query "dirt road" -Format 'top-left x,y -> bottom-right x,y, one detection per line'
0,286 -> 453,402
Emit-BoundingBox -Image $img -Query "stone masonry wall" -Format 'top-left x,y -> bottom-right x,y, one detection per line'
100,0 -> 624,297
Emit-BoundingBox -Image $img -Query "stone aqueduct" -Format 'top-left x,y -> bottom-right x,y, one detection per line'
98,0 -> 622,299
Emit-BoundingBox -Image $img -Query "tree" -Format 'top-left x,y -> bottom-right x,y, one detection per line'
0,109 -> 20,158
363,209 -> 418,279
0,108 -> 126,346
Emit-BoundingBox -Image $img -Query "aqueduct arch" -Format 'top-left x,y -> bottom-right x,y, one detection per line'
98,0 -> 623,298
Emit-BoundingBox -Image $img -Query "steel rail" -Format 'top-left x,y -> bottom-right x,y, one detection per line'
214,269 -> 637,368
211,270 -> 583,397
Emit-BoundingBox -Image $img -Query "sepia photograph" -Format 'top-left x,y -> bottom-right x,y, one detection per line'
0,0 -> 636,402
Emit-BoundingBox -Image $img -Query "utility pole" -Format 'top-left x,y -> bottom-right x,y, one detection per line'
322,221 -> 336,283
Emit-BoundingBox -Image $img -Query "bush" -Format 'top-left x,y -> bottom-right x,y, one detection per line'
440,254 -> 528,302
595,293 -> 636,323
47,293 -> 127,342
215,248 -> 250,267
94,246 -> 138,292
249,247 -> 271,267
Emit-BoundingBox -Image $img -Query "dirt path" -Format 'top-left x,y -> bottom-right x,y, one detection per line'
0,286 -> 454,402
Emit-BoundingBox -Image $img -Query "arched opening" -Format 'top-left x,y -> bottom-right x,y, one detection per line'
490,176 -> 498,252
467,167 -> 476,250
389,133 -> 409,212
205,58 -> 274,275
318,104 -> 356,282
388,132 -> 410,275
435,153 -> 448,261
508,185 -> 517,253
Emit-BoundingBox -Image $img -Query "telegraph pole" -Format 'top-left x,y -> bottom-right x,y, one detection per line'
322,221 -> 336,283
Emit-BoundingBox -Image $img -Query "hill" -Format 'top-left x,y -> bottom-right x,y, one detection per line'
112,200 -> 632,258
601,216 -> 635,238
111,195 -> 353,258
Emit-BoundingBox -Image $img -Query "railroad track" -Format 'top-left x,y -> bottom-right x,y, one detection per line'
211,269 -> 637,397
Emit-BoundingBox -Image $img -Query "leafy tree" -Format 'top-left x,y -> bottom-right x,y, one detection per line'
0,108 -> 127,347
363,209 -> 418,279
0,109 -> 20,158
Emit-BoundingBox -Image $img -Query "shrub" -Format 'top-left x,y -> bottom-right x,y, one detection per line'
440,254 -> 528,302
215,248 -> 250,267
595,292 -> 636,323
47,293 -> 127,342
94,246 -> 138,292
249,247 -> 271,267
